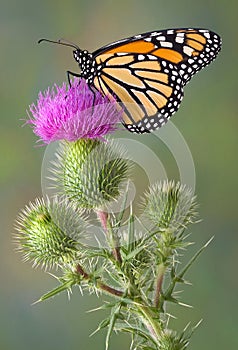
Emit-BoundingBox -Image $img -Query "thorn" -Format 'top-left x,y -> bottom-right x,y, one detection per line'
31,298 -> 42,306
178,301 -> 193,308
204,236 -> 214,247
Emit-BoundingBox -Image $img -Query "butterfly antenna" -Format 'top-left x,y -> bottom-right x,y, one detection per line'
38,38 -> 80,50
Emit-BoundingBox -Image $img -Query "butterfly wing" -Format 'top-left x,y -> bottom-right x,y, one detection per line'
93,54 -> 184,133
92,28 -> 221,133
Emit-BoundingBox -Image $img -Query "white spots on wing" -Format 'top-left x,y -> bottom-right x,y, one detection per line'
156,35 -> 166,41
204,32 -> 210,38
175,36 -> 184,43
147,55 -> 157,60
160,41 -> 173,48
138,54 -> 145,60
117,52 -> 129,56
183,45 -> 194,56
151,31 -> 162,36
183,74 -> 189,80
167,30 -> 174,34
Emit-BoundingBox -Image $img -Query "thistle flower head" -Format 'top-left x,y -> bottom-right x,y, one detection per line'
142,181 -> 198,234
28,79 -> 122,144
14,197 -> 88,270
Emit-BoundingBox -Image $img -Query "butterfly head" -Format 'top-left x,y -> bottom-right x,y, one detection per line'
73,49 -> 83,64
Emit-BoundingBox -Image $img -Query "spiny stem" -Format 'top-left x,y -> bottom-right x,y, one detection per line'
76,263 -> 89,278
98,281 -> 123,297
96,210 -> 122,264
75,263 -> 123,298
96,210 -> 108,231
154,263 -> 166,308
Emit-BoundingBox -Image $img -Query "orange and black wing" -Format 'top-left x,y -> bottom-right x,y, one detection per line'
92,28 -> 221,133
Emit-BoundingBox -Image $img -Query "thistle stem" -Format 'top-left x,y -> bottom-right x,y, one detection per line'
97,281 -> 123,297
154,263 -> 166,308
96,210 -> 122,264
75,263 -> 123,298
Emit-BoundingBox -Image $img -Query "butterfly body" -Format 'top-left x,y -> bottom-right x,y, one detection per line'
66,28 -> 221,133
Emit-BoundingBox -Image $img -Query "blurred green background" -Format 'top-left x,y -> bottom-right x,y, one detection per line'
1,0 -> 237,349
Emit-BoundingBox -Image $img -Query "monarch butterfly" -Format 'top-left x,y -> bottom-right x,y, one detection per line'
39,28 -> 221,133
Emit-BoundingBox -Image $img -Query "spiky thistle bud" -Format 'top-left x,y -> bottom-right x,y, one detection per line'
142,181 -> 198,234
50,138 -> 130,210
15,197 -> 88,270
159,329 -> 190,350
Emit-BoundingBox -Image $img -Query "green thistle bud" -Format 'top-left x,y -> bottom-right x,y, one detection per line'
51,138 -> 130,209
159,329 -> 189,350
142,181 -> 198,233
15,197 -> 87,270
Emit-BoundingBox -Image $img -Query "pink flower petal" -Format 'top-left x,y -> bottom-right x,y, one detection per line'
28,79 -> 122,144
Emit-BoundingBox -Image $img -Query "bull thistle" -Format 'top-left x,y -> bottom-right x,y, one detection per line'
15,78 -> 211,350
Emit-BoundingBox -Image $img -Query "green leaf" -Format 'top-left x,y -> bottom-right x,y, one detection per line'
164,237 -> 213,302
129,218 -> 135,254
34,280 -> 74,303
87,301 -> 119,313
105,303 -> 122,350
90,318 -> 110,337
178,236 -> 214,280
114,323 -> 157,346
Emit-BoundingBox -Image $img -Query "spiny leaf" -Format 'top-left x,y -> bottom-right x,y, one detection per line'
164,237 -> 213,299
106,303 -> 122,350
90,318 -> 110,337
34,280 -> 74,303
178,236 -> 214,280
114,323 -> 158,346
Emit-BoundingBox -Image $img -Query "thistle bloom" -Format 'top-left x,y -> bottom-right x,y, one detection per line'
28,79 -> 122,144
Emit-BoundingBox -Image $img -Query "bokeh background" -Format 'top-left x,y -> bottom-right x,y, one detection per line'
1,0 -> 237,349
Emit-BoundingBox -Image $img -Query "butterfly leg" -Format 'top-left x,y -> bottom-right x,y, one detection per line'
88,84 -> 97,106
67,70 -> 81,86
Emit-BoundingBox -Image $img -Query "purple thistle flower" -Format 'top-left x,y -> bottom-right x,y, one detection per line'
28,79 -> 122,144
